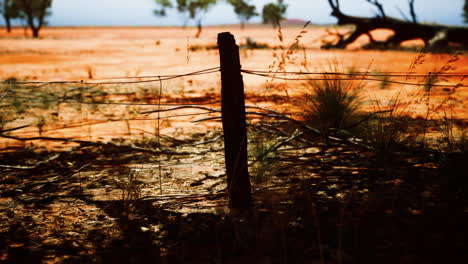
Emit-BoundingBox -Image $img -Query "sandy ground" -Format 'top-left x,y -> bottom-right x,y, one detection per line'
1,26 -> 466,79
1,27 -> 467,263
0,26 -> 466,149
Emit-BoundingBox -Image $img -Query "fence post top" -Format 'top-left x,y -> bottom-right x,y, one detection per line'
217,32 -> 235,44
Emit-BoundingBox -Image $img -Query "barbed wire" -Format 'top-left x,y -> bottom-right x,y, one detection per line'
1,67 -> 220,86
3,56 -> 467,207
241,69 -> 468,78
3,66 -> 467,88
0,94 -> 220,107
88,67 -> 221,81
241,70 -> 468,88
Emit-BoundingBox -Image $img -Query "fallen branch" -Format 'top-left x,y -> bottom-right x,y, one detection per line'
343,110 -> 393,130
244,109 -> 372,150
269,130 -> 304,153
249,122 -> 314,147
141,105 -> 221,115
0,164 -> 91,197
0,125 -> 31,134
192,116 -> 222,123
250,129 -> 305,166
0,153 -> 60,170
0,133 -> 196,156
189,106 -> 372,150
323,0 -> 468,50
192,134 -> 224,146
140,192 -> 226,202
245,105 -> 297,116
245,110 -> 321,134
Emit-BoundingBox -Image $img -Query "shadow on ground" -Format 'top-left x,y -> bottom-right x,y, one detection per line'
1,140 -> 467,263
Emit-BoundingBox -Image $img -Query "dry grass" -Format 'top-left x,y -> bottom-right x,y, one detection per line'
300,62 -> 365,138
0,26 -> 467,263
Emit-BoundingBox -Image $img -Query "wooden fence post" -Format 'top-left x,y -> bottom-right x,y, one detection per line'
217,32 -> 251,209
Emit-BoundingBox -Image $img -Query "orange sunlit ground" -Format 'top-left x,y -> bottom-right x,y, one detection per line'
1,26 -> 466,148
1,26 -> 467,263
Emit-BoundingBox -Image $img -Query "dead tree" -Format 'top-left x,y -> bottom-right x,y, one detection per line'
322,0 -> 468,50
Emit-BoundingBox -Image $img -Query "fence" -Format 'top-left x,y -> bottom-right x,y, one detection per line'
1,32 -> 467,208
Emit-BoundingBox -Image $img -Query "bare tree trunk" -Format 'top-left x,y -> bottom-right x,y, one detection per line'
22,20 -> 28,37
2,0 -> 12,33
18,0 -> 49,38
31,26 -> 40,38
195,20 -> 202,38
4,16 -> 12,33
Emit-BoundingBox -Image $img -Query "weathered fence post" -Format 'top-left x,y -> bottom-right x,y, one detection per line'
217,32 -> 251,209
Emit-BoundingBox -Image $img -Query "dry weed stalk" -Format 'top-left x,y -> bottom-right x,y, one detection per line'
265,21 -> 311,97
112,168 -> 145,215
301,61 -> 366,142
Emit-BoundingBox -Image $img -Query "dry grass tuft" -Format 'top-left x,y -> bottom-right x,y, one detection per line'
301,63 -> 365,139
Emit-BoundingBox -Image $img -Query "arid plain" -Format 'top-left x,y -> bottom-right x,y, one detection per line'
1,26 -> 466,147
1,26 -> 467,263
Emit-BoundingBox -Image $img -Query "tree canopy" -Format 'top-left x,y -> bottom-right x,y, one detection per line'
227,0 -> 258,29
262,0 -> 287,28
464,0 -> 468,24
154,0 -> 216,37
11,0 -> 52,38
154,0 -> 172,17
0,0 -> 22,32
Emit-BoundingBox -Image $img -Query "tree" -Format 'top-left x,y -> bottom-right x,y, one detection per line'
464,0 -> 468,24
322,0 -> 468,50
155,0 -> 191,27
262,0 -> 287,28
188,0 -> 217,37
154,0 -> 173,17
227,0 -> 258,29
154,0 -> 217,38
175,0 -> 191,27
15,0 -> 52,38
1,0 -> 21,33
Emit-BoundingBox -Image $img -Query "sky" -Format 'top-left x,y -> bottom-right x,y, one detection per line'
3,0 -> 467,27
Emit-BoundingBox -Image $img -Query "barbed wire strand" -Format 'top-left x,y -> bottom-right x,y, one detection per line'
241,69 -> 468,78
87,67 -> 221,81
1,67 -> 220,86
1,94 -> 220,106
241,70 -> 468,88
3,67 -> 467,88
